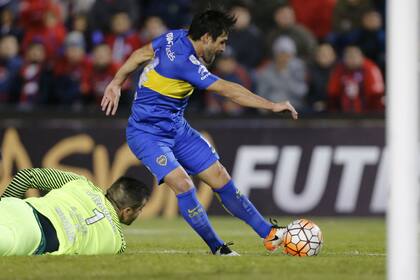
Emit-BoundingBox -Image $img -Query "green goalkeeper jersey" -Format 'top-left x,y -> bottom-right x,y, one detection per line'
1,168 -> 126,255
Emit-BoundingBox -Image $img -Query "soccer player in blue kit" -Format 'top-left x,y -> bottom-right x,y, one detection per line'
101,9 -> 298,256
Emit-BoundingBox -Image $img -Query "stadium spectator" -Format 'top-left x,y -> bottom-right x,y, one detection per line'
82,44 -> 120,105
328,45 -> 384,113
206,47 -> 252,115
0,35 -> 22,103
0,0 -> 19,14
373,0 -> 385,25
307,43 -> 337,112
14,42 -> 51,107
267,3 -> 317,60
290,0 -> 336,40
328,1 -> 376,55
71,13 -> 93,52
21,2 -> 66,61
88,0 -> 140,33
0,0 -> 388,115
139,16 -> 168,44
246,0 -> 285,34
55,0 -> 95,24
52,32 -> 90,107
0,7 -> 23,41
353,9 -> 385,73
332,0 -> 372,33
105,12 -> 142,64
19,0 -> 50,31
140,0 -> 192,29
257,36 -> 308,112
0,168 -> 151,256
227,1 -> 264,69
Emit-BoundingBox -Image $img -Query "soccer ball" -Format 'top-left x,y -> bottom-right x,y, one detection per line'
283,219 -> 323,257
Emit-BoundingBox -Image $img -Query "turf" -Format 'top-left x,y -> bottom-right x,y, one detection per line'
0,217 -> 385,280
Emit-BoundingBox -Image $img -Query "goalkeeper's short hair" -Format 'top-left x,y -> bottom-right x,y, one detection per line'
105,177 -> 151,209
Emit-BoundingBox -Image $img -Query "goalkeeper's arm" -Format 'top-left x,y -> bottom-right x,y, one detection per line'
1,168 -> 83,198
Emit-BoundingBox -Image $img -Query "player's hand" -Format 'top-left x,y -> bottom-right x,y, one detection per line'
101,82 -> 121,116
272,101 -> 298,120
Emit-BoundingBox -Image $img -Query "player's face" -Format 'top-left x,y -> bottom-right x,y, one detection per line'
119,202 -> 146,225
202,33 -> 228,65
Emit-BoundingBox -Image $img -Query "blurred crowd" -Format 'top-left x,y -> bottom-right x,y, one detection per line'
0,0 -> 385,115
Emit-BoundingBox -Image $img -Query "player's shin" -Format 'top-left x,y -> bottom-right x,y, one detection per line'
214,180 -> 272,238
176,188 -> 224,253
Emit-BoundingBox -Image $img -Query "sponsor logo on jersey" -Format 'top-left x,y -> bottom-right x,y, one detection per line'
198,65 -> 209,76
189,55 -> 211,80
156,155 -> 168,166
189,55 -> 201,65
165,32 -> 175,61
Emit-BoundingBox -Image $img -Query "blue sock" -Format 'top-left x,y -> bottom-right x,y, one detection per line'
177,188 -> 224,253
214,180 -> 272,238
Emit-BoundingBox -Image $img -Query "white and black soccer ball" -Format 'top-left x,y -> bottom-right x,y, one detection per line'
283,219 -> 323,257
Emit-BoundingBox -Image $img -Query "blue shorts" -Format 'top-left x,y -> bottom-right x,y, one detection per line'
126,119 -> 219,184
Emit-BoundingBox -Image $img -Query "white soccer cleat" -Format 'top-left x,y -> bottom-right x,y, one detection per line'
214,242 -> 240,256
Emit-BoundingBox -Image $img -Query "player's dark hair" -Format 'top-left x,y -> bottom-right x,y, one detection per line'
105,177 -> 151,209
188,9 -> 237,41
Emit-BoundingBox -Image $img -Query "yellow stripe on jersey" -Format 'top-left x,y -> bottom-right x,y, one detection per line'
143,69 -> 194,99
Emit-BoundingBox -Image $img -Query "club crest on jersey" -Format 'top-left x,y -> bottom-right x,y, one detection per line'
156,155 -> 168,166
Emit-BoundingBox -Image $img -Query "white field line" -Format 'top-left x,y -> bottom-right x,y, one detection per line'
324,252 -> 386,257
125,228 -> 255,236
125,229 -> 386,257
129,249 -> 209,255
127,249 -> 385,257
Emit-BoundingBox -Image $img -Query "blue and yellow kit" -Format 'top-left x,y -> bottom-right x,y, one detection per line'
127,30 -> 220,183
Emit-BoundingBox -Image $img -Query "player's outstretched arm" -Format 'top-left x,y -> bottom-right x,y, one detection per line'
101,43 -> 155,116
208,79 -> 298,119
1,168 -> 82,198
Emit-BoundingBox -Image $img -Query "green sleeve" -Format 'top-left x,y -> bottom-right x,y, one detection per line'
1,168 -> 84,199
117,240 -> 127,254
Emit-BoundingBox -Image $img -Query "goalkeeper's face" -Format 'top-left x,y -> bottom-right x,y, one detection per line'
119,200 -> 147,225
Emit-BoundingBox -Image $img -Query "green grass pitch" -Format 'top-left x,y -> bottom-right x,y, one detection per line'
0,217 -> 385,280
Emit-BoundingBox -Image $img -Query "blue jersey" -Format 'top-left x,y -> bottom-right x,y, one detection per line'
128,30 -> 219,135
126,30 -> 220,184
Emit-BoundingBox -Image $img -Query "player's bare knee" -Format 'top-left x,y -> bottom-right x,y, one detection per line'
173,179 -> 194,194
209,162 -> 231,188
165,175 -> 194,194
215,163 -> 231,182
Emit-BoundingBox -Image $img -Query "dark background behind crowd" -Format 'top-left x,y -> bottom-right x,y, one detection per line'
0,0 -> 386,116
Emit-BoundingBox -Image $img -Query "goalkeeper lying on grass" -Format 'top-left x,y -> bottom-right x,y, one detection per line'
0,168 -> 151,256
